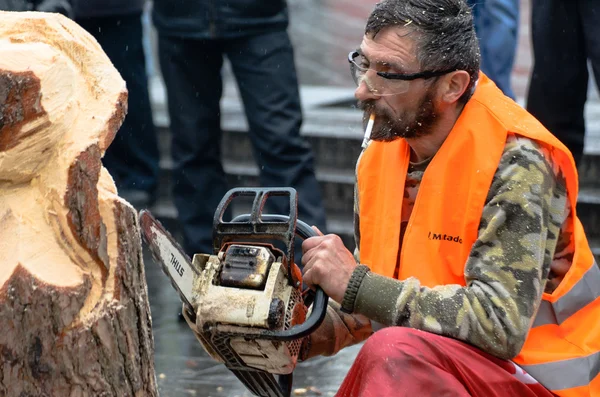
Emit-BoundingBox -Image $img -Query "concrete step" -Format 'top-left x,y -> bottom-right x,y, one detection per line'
579,154 -> 600,189
156,158 -> 356,220
156,125 -> 364,177
590,239 -> 600,257
159,124 -> 600,189
149,198 -> 356,250
156,117 -> 600,189
149,194 -> 599,258
149,81 -> 600,256
156,154 -> 600,231
578,188 -> 600,244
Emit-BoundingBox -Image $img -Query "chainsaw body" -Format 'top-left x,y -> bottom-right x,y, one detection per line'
140,188 -> 328,397
189,243 -> 306,375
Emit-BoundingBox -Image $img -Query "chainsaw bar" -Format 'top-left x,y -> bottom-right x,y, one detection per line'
139,210 -> 199,310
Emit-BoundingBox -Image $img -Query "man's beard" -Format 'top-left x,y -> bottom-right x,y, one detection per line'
359,90 -> 439,142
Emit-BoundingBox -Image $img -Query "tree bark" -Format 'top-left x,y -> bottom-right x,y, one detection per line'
0,11 -> 158,396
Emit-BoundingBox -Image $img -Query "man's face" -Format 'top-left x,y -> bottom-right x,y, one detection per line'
356,27 -> 440,141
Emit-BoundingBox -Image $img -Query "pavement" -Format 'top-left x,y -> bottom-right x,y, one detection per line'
144,1 -> 600,396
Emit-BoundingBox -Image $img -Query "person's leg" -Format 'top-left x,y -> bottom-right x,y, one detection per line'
226,30 -> 327,237
158,35 -> 228,255
77,13 -> 160,203
526,0 -> 588,165
337,328 -> 555,397
467,0 -> 484,47
477,0 -> 519,98
580,0 -> 600,105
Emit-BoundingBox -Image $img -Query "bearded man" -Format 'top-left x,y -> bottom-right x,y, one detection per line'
299,1 -> 600,396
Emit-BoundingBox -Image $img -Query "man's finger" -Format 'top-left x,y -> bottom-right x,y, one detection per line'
303,255 -> 322,287
311,225 -> 324,236
302,235 -> 326,252
302,268 -> 316,289
301,246 -> 315,268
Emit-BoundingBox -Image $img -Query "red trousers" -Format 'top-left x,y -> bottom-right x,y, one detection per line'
336,328 -> 556,397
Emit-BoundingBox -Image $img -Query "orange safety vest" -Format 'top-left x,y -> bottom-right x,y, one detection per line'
356,73 -> 600,396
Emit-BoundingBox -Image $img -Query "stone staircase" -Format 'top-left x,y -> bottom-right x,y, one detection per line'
148,78 -> 600,258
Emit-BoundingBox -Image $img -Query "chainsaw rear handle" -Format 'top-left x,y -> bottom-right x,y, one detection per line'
231,213 -> 329,342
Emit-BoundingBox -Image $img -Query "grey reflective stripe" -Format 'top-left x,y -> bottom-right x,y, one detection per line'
533,260 -> 600,327
522,351 -> 600,391
371,321 -> 387,332
531,301 -> 557,328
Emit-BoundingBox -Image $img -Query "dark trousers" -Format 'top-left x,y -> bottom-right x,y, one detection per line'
158,30 -> 327,256
77,13 -> 160,194
527,0 -> 600,165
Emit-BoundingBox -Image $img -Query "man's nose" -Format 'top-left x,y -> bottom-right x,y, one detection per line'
354,76 -> 380,102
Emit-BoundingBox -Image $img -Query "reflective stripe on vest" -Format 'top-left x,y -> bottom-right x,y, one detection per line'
533,260 -> 600,327
522,351 -> 600,391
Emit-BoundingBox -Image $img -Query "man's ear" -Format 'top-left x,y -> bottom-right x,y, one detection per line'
439,71 -> 471,104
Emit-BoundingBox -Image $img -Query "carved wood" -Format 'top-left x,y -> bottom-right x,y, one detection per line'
0,11 -> 158,396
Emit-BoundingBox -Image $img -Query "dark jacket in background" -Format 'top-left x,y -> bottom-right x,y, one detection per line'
0,0 -> 71,15
152,0 -> 289,39
73,0 -> 145,18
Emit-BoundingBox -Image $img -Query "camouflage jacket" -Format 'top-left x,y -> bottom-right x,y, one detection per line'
304,134 -> 573,361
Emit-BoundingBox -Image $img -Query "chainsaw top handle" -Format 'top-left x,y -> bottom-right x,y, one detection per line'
213,187 -> 300,286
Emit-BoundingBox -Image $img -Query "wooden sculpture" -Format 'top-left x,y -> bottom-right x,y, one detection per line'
0,11 -> 158,396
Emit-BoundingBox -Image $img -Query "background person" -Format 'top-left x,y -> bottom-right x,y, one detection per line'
151,0 -> 328,257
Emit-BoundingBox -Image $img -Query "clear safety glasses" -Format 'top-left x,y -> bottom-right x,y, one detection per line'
348,51 -> 456,96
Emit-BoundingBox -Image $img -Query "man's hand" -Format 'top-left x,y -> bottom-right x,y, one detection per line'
301,226 -> 357,304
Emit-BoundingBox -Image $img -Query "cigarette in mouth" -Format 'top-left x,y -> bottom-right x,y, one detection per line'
362,113 -> 375,148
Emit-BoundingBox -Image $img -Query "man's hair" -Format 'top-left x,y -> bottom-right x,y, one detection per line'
365,0 -> 480,104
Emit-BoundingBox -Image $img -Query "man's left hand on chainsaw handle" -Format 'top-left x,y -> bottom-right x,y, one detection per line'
301,226 -> 357,304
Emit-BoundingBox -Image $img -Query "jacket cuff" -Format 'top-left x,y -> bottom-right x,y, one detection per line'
341,265 -> 371,313
353,271 -> 404,326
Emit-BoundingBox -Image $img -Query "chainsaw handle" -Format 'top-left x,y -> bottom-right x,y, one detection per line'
231,214 -> 329,342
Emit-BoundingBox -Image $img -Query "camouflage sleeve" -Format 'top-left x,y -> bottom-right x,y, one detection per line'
351,136 -> 568,360
300,301 -> 372,361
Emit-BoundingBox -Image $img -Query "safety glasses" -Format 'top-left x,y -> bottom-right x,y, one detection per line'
348,51 -> 456,96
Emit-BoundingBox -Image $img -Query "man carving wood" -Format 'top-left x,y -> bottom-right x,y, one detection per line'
0,11 -> 158,396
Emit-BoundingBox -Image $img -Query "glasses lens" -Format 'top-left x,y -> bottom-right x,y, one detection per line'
349,52 -> 411,96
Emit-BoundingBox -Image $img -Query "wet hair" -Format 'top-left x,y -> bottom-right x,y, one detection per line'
365,0 -> 480,104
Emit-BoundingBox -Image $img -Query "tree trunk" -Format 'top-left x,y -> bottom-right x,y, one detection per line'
0,11 -> 158,396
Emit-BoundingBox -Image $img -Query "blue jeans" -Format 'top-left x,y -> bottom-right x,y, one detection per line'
467,0 -> 519,99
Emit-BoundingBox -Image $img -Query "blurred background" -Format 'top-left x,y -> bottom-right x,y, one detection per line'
3,0 -> 599,395
140,1 -> 599,395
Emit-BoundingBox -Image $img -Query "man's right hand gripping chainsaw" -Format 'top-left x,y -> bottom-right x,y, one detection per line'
139,188 -> 329,397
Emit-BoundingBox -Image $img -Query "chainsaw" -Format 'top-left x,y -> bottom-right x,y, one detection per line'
139,187 -> 329,397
